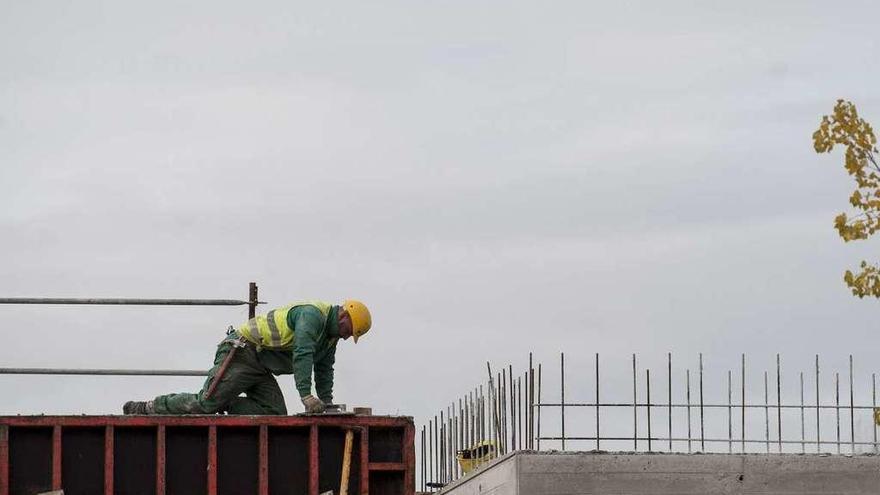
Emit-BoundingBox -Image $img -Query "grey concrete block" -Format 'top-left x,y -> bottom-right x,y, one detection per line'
442,452 -> 880,495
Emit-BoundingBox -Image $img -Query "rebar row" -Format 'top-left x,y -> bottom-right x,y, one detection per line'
418,353 -> 880,491
419,354 -> 540,491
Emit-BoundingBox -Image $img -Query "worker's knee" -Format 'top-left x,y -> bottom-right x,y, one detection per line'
266,401 -> 287,415
226,397 -> 287,415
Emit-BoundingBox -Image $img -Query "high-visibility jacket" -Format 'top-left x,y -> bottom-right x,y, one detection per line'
237,301 -> 333,351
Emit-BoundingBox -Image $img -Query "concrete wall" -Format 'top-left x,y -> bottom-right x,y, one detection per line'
439,453 -> 518,495
441,452 -> 880,495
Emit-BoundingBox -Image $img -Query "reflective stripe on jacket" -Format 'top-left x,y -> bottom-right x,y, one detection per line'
237,300 -> 332,350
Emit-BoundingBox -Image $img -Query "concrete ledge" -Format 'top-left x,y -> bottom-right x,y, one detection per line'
442,451 -> 880,495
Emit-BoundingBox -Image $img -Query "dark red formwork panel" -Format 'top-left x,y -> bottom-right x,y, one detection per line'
0,415 -> 414,495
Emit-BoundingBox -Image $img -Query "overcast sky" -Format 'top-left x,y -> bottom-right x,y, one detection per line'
2,0 -> 880,446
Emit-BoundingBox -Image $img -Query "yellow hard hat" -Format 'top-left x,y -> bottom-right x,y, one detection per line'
343,299 -> 371,343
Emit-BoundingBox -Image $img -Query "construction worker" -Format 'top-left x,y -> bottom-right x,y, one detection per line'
123,300 -> 371,415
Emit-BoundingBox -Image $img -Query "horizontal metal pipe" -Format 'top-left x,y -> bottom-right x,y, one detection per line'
0,298 -> 256,306
0,368 -> 207,376
535,402 -> 878,410
538,436 -> 880,447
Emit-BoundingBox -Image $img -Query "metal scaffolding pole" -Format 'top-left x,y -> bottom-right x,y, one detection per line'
0,368 -> 207,376
0,297 -> 253,306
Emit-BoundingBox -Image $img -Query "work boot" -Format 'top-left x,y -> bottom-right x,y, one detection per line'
123,400 -> 155,415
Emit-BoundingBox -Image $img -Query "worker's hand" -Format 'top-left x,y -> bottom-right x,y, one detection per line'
302,394 -> 325,414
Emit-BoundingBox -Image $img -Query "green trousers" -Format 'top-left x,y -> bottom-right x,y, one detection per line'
153,336 -> 288,415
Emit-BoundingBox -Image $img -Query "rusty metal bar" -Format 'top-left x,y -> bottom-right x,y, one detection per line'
835,372 -> 841,454
632,354 -> 638,450
776,354 -> 782,453
699,353 -> 705,451
595,353 -> 600,451
667,353 -> 672,451
537,363 -> 542,451
816,355 -> 821,453
727,370 -> 732,454
741,354 -> 746,453
800,371 -> 806,453
686,369 -> 692,453
849,355 -> 855,454
518,375 -> 523,450
560,353 -> 565,451
529,353 -> 534,450
248,283 -> 259,319
646,369 -> 652,452
764,371 -> 769,453
874,373 -> 878,454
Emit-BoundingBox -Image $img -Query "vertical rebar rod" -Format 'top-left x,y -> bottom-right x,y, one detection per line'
647,369 -> 652,452
443,417 -> 446,484
510,364 -> 516,451
835,372 -> 841,455
448,412 -> 453,482
849,355 -> 855,454
537,363 -> 543,451
421,426 -> 426,491
728,370 -> 733,454
873,373 -> 878,454
529,352 -> 535,449
518,375 -> 523,451
777,354 -> 782,453
800,372 -> 806,453
451,405 -> 455,480
432,420 -> 436,490
741,354 -> 746,453
473,389 -> 478,448
764,371 -> 770,453
502,371 -> 508,453
476,388 -> 481,449
248,282 -> 258,319
495,365 -> 501,454
449,410 -> 454,481
560,352 -> 566,451
439,412 -> 444,483
499,372 -> 505,454
686,369 -> 692,453
483,387 -> 488,446
487,363 -> 500,453
668,352 -> 672,451
429,420 -> 433,488
458,399 -> 463,476
633,354 -> 638,451
463,396 -> 468,452
509,371 -> 514,452
464,391 -> 474,448
699,353 -> 705,451
489,384 -> 495,456
816,355 -> 821,453
486,370 -> 492,456
460,402 -> 465,474
595,353 -> 600,451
